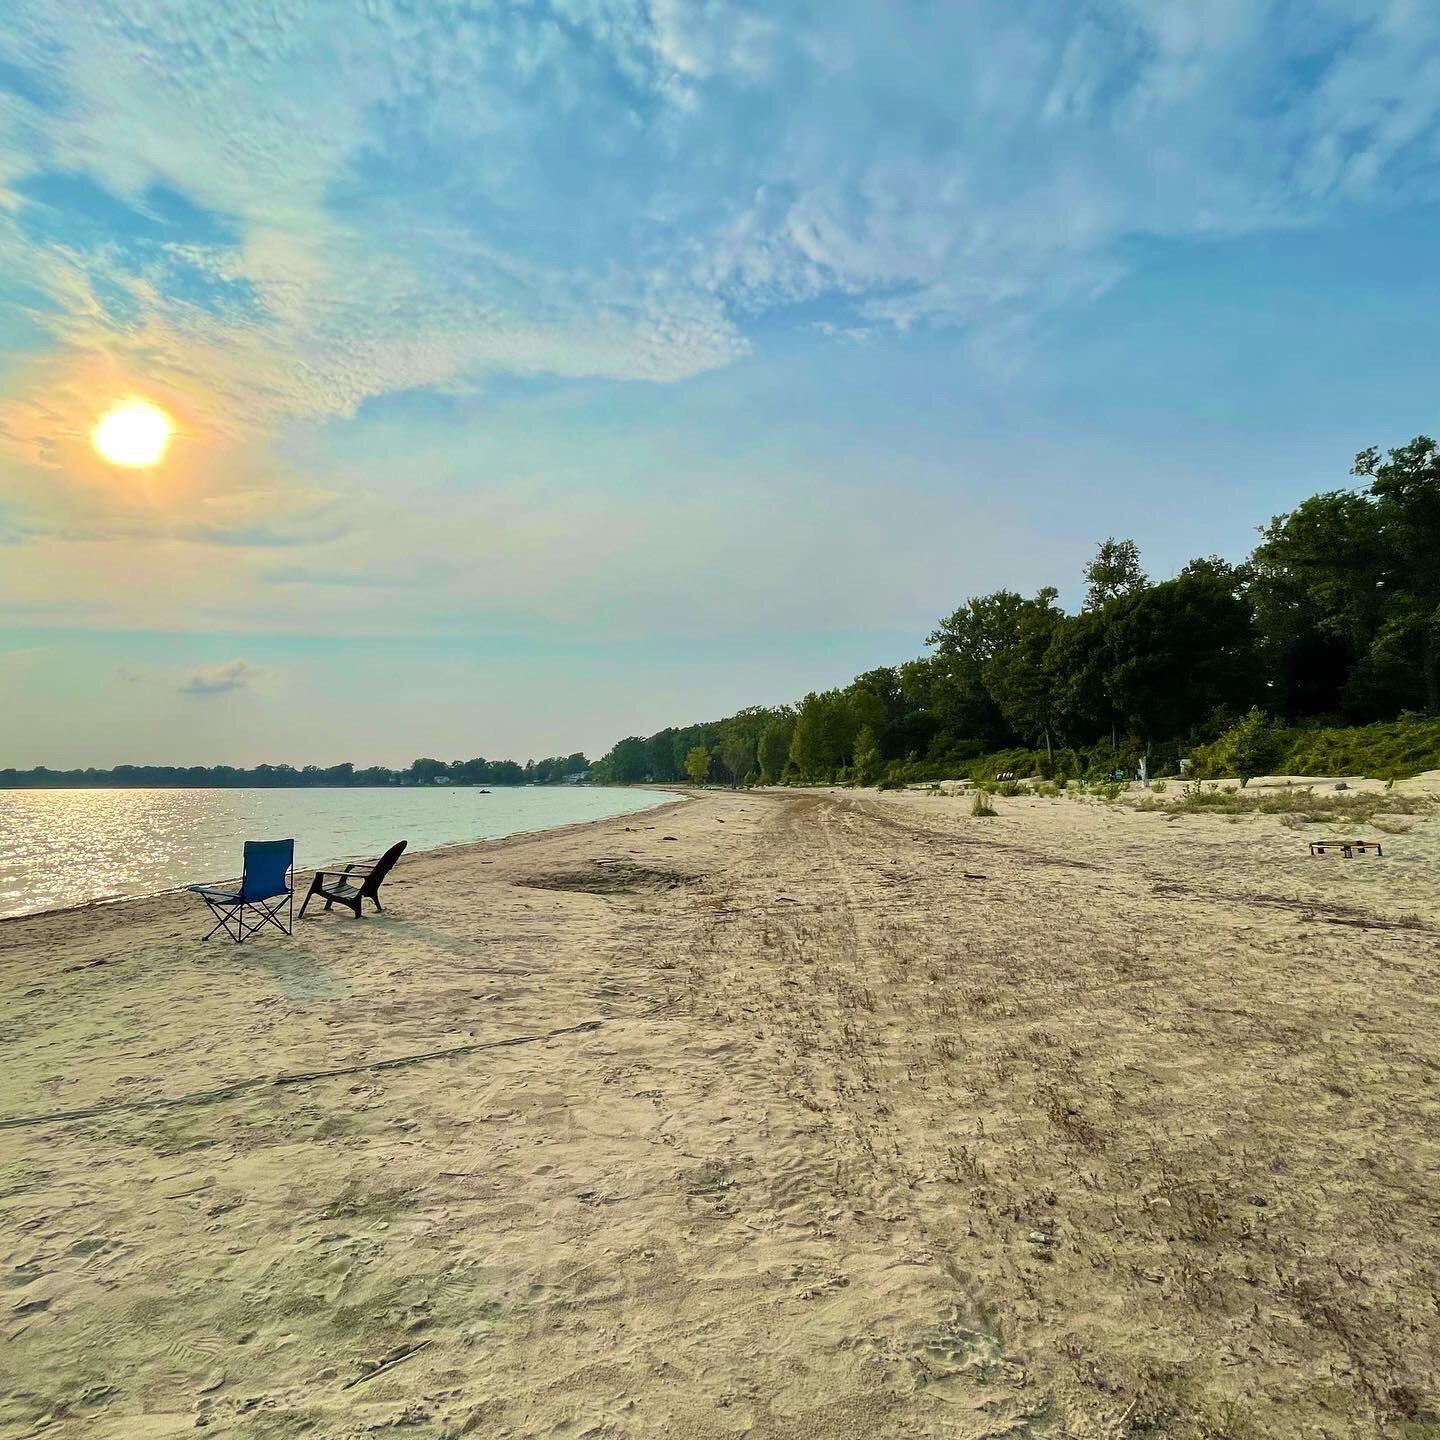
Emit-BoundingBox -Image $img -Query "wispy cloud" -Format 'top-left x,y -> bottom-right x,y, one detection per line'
1,0 -> 1437,439
178,658 -> 260,694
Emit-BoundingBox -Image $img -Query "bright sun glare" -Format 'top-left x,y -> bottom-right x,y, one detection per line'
92,400 -> 174,468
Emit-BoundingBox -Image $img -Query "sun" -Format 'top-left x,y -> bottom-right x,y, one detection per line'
93,400 -> 174,468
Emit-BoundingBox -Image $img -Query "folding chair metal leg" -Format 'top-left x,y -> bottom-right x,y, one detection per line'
251,895 -> 292,937
201,899 -> 244,942
199,892 -> 293,942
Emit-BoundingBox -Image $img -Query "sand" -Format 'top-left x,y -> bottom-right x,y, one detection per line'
2,788 -> 1437,1439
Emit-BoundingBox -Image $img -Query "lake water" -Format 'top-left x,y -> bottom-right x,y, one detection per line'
0,786 -> 674,920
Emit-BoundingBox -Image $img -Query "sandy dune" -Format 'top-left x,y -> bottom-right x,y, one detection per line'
2,789 -> 1437,1438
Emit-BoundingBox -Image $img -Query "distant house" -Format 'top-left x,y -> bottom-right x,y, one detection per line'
562,771 -> 591,785
433,776 -> 452,785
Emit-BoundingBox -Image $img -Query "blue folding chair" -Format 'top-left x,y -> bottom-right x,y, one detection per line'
188,839 -> 295,943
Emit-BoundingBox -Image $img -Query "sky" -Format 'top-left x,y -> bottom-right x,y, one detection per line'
1,0 -> 1439,768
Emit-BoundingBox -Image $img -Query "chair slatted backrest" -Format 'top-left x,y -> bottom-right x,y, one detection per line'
241,839 -> 295,902
362,841 -> 407,896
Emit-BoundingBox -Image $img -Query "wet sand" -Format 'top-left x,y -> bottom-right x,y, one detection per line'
2,787 -> 1437,1438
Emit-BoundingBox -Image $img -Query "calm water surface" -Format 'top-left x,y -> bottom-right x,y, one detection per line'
0,786 -> 673,919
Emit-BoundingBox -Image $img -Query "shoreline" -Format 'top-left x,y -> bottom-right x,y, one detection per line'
0,785 -> 686,927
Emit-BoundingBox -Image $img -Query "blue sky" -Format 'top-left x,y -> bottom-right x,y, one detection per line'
1,0 -> 1439,767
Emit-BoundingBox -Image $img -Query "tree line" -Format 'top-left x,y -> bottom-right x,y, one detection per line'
0,753 -> 592,789
592,435 -> 1440,786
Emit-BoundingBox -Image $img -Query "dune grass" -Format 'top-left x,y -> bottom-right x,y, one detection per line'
1133,785 -> 1431,824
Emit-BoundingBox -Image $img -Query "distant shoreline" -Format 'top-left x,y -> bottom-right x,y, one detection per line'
0,781 -> 581,790
0,785 -> 680,922
1,753 -> 595,790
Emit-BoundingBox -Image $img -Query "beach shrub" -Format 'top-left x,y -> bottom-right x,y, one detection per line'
1053,748 -> 1084,783
969,748 -> 1043,783
1154,786 -> 1428,824
1191,707 -> 1280,784
972,789 -> 997,817
852,725 -> 883,785
1274,715 -> 1440,779
853,718 -> 1440,789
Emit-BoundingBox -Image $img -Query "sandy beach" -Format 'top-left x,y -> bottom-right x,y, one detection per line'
2,787 -> 1437,1439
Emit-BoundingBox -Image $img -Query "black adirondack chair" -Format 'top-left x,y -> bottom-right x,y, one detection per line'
299,841 -> 407,920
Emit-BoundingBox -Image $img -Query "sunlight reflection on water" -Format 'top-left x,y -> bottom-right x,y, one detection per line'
0,786 -> 671,919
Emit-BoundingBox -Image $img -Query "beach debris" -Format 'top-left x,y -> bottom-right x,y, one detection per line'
1308,838 -> 1383,858
1320,914 -> 1428,931
61,956 -> 121,973
342,1338 -> 433,1390
1025,1222 -> 1060,1263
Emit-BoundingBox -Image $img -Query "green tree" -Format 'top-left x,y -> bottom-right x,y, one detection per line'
1251,491 -> 1385,719
718,708 -> 769,786
1102,559 -> 1261,745
1044,608 -> 1115,748
850,667 -> 903,726
757,714 -> 794,784
1196,707 -> 1280,785
683,745 -> 712,785
789,697 -> 820,778
982,588 -> 1065,756
1355,435 -> 1440,712
1084,537 -> 1147,610
794,694 -> 846,783
648,730 -> 679,781
852,724 -> 882,785
892,658 -> 942,758
926,590 -> 1029,749
597,736 -> 650,783
818,692 -> 859,772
